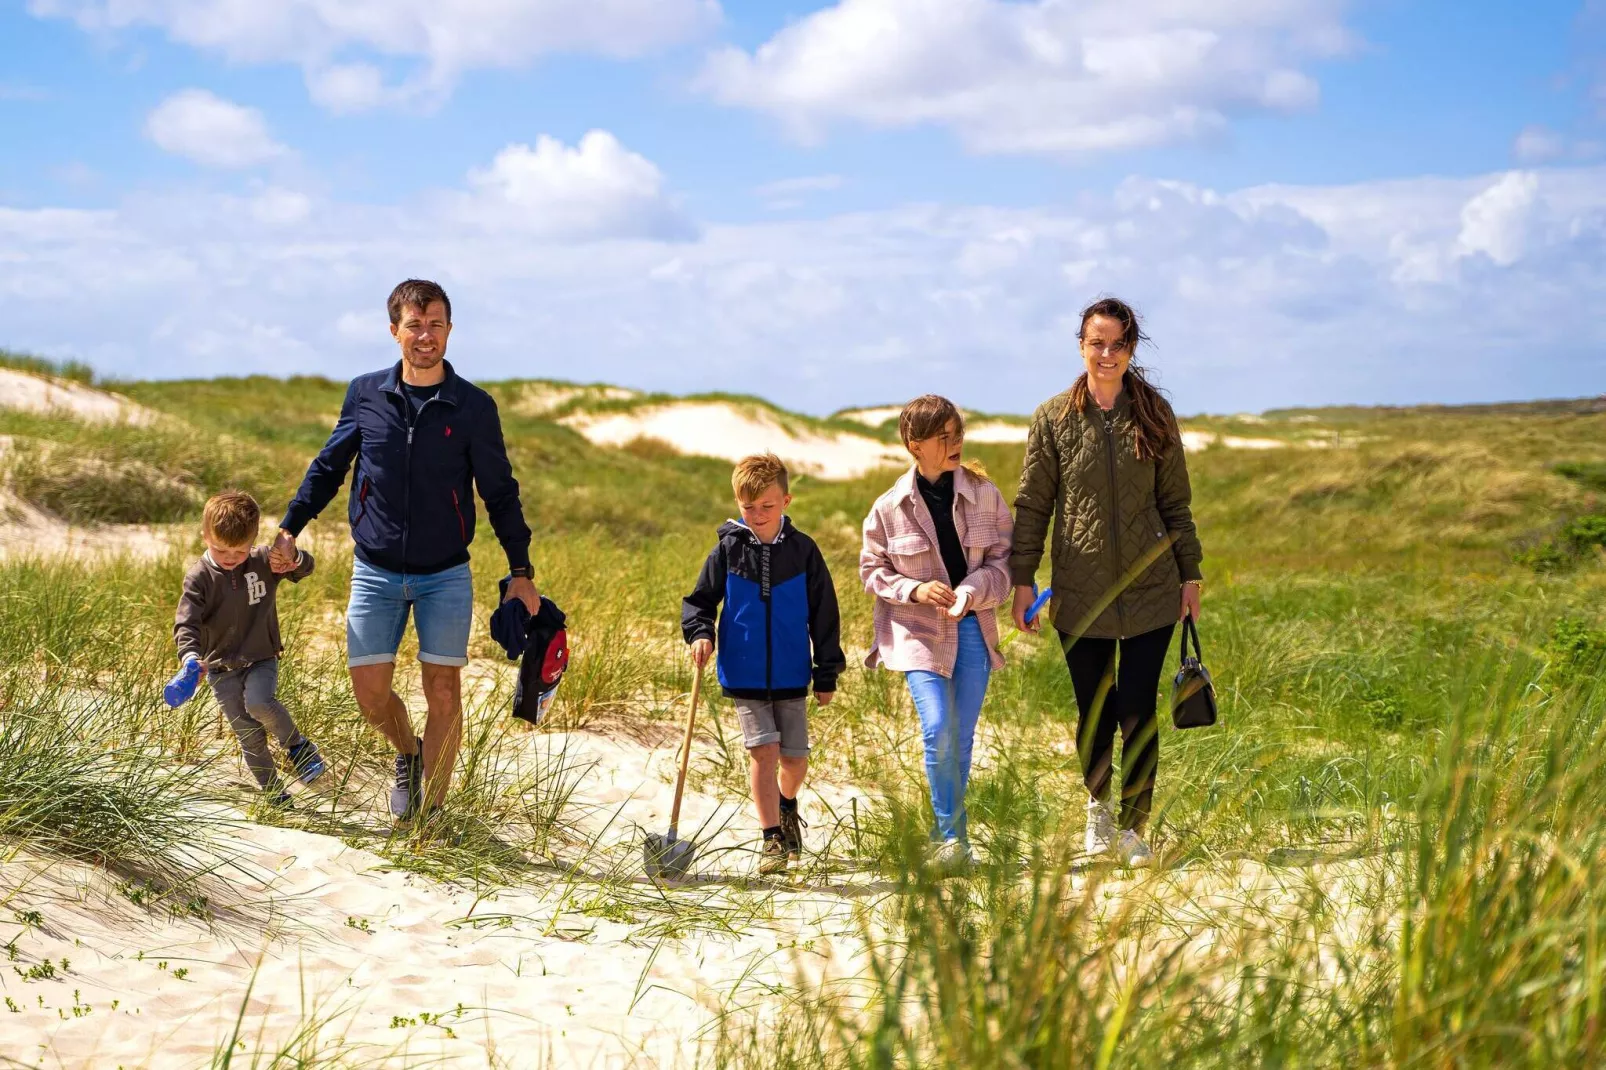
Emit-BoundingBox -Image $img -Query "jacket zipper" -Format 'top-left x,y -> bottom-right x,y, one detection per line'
761,540 -> 773,698
1102,408 -> 1128,637
451,489 -> 467,542
353,477 -> 371,531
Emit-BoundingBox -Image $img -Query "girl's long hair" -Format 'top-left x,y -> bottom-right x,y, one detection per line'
899,394 -> 989,480
1066,296 -> 1179,462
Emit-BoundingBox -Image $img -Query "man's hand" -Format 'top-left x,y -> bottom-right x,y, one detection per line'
815,691 -> 834,707
269,529 -> 298,572
1011,585 -> 1041,633
505,575 -> 540,616
913,580 -> 957,608
689,638 -> 713,669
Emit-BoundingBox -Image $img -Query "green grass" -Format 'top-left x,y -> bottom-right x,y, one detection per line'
0,369 -> 1603,1065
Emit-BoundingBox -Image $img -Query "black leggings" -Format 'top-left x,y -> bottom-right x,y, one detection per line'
1059,623 -> 1176,831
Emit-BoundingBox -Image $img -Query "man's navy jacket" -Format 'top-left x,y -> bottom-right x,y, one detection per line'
682,518 -> 845,701
281,360 -> 531,575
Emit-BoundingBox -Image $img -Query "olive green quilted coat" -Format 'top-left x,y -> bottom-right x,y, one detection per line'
1010,389 -> 1203,639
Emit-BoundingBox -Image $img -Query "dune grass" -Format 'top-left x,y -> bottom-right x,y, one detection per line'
0,376 -> 1603,1064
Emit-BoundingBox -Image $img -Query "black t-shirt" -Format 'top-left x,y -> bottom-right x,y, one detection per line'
917,470 -> 970,590
402,381 -> 441,421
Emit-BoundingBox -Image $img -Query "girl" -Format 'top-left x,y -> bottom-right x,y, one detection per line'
860,395 -> 1014,873
1009,296 -> 1204,867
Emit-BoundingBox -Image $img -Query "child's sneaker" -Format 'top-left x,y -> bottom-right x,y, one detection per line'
390,737 -> 423,820
287,740 -> 325,785
758,834 -> 789,876
779,802 -> 807,861
266,786 -> 293,809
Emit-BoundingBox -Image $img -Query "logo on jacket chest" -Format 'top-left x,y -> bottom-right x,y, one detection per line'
245,572 -> 267,606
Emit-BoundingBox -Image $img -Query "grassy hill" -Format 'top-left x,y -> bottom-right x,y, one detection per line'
1,351 -> 1605,1064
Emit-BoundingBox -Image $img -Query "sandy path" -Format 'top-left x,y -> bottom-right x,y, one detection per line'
3,728 -> 881,1068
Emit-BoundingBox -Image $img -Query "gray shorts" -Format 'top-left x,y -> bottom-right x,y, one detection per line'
733,696 -> 810,757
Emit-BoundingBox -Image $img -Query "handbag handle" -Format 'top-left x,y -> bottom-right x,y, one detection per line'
1178,613 -> 1203,664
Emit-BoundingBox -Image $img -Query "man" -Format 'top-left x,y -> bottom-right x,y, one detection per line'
274,279 -> 539,820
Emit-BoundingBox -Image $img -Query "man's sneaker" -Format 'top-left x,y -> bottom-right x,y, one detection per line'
933,839 -> 976,878
779,804 -> 807,861
287,740 -> 325,785
389,737 -> 423,820
1085,797 -> 1115,856
1115,829 -> 1153,868
758,836 -> 789,876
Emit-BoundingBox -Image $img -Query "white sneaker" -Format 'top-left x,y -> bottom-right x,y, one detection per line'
1085,798 -> 1115,856
932,839 -> 976,877
1115,829 -> 1153,868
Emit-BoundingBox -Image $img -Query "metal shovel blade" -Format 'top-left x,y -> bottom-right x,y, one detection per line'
644,832 -> 696,880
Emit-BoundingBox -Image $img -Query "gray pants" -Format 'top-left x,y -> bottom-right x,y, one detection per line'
211,659 -> 305,789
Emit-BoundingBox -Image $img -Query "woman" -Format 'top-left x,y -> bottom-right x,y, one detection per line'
861,395 -> 1014,873
1010,297 -> 1203,868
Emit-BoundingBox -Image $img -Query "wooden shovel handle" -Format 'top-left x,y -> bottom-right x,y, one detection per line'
667,665 -> 703,836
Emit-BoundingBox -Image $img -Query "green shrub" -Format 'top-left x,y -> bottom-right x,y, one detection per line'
1545,618 -> 1606,686
1555,460 -> 1606,493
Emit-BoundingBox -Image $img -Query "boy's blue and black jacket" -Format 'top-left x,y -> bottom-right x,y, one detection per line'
280,360 -> 531,575
682,518 -> 845,701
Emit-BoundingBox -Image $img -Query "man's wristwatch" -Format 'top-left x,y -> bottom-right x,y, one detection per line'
509,566 -> 534,580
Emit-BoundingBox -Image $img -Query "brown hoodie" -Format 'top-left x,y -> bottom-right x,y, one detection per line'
174,547 -> 315,671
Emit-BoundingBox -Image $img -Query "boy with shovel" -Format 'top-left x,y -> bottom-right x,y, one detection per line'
682,453 -> 846,875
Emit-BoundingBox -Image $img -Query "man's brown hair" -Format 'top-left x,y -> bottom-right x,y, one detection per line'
388,279 -> 452,326
732,453 -> 790,500
898,394 -> 965,446
203,490 -> 261,546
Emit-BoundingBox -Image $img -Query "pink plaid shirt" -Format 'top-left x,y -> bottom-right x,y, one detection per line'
859,465 -> 1015,676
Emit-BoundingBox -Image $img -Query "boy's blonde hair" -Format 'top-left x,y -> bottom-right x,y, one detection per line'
732,453 -> 789,501
203,490 -> 261,547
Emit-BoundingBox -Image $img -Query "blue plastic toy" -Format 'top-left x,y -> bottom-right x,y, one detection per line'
164,657 -> 204,708
1025,585 -> 1053,624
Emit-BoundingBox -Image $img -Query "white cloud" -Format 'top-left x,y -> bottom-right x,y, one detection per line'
695,0 -> 1353,156
1513,124 -> 1603,165
1455,172 -> 1539,266
1,163 -> 1603,414
755,174 -> 846,210
144,89 -> 288,168
456,131 -> 695,242
31,0 -> 721,111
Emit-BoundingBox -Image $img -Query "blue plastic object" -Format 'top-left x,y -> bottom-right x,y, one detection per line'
164,657 -> 204,708
1025,585 -> 1053,625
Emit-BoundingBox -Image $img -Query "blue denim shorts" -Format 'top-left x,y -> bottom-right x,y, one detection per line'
347,559 -> 473,668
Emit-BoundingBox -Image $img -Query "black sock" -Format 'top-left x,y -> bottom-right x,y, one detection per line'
779,793 -> 797,813
763,825 -> 783,841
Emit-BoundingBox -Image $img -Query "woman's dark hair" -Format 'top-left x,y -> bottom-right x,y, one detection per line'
1068,296 -> 1178,462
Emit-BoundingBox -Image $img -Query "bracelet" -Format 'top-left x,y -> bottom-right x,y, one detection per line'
1182,579 -> 1203,589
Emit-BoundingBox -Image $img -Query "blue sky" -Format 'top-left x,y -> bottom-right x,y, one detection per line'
1,0 -> 1603,414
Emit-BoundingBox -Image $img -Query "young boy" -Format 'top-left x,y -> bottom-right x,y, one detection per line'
683,453 -> 846,875
175,490 -> 325,805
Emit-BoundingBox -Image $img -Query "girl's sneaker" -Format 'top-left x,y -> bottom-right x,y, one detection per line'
287,740 -> 325,785
1115,829 -> 1153,868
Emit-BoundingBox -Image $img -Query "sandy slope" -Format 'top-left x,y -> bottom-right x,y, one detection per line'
562,403 -> 905,480
4,724 -> 880,1068
0,369 -> 151,424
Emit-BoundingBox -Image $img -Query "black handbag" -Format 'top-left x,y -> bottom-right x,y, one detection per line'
1170,615 -> 1217,729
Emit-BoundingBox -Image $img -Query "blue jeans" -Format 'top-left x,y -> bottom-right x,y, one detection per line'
346,559 -> 474,668
904,615 -> 992,844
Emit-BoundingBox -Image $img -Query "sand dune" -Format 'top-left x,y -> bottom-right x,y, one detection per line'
0,368 -> 151,424
563,402 -> 906,480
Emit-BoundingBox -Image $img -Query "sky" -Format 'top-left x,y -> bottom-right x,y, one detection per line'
1,0 -> 1603,416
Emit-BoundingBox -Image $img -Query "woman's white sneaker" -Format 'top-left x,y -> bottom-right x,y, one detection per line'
1115,829 -> 1153,868
1085,798 -> 1115,856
